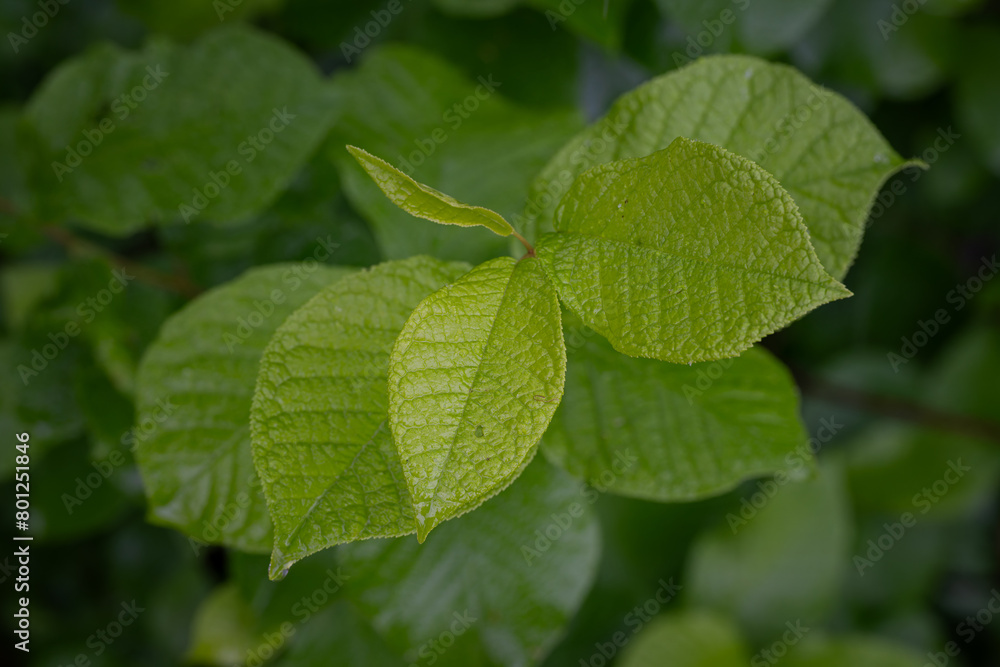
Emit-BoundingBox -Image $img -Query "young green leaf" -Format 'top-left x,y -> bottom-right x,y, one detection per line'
339,458 -> 600,666
536,137 -> 851,363
346,145 -> 516,238
523,54 -> 918,280
388,256 -> 566,541
328,45 -> 582,262
134,264 -> 352,552
250,257 -> 469,579
543,330 -> 813,501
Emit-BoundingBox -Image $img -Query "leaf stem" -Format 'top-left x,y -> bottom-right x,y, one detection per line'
0,196 -> 202,298
511,230 -> 535,258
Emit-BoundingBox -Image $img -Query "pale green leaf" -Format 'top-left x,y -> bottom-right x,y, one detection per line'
346,145 -> 515,238
618,611 -> 748,667
135,263 -> 352,551
543,327 -> 812,501
687,463 -> 851,642
339,458 -> 600,667
388,256 -> 566,540
784,636 -> 926,667
536,137 -> 850,363
22,26 -> 336,234
523,55 -> 917,279
250,257 -> 469,578
328,45 -> 582,263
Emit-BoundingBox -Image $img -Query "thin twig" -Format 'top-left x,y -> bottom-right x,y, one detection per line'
0,196 -> 202,298
795,371 -> 1000,446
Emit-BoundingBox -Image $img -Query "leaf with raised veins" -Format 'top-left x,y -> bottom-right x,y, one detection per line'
543,326 -> 813,501
346,145 -> 515,238
523,54 -> 918,279
388,256 -> 566,541
536,137 -> 851,363
134,263 -> 352,552
250,257 -> 469,579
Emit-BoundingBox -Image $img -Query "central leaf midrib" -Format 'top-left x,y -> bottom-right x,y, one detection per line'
424,262 -> 523,507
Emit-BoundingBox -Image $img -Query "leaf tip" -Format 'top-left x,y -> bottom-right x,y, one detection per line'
268,550 -> 297,581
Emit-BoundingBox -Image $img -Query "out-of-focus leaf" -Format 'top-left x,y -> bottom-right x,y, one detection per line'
544,329 -> 811,501
686,462 -> 851,642
340,459 -> 600,667
22,26 -> 336,234
618,611 -> 748,667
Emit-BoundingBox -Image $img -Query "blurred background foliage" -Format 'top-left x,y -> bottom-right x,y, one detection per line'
1,0 -> 999,665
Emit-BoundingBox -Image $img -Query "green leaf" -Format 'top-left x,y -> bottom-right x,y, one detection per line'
249,257 -> 470,579
536,137 -> 850,363
22,26 -> 336,234
784,636 -> 926,667
523,55 -> 916,279
388,255 -> 566,540
339,458 -> 601,667
543,328 -> 812,501
345,145 -> 515,238
135,263 -> 352,552
273,602 -> 404,667
328,45 -> 582,263
618,611 -> 748,667
686,462 -> 851,642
